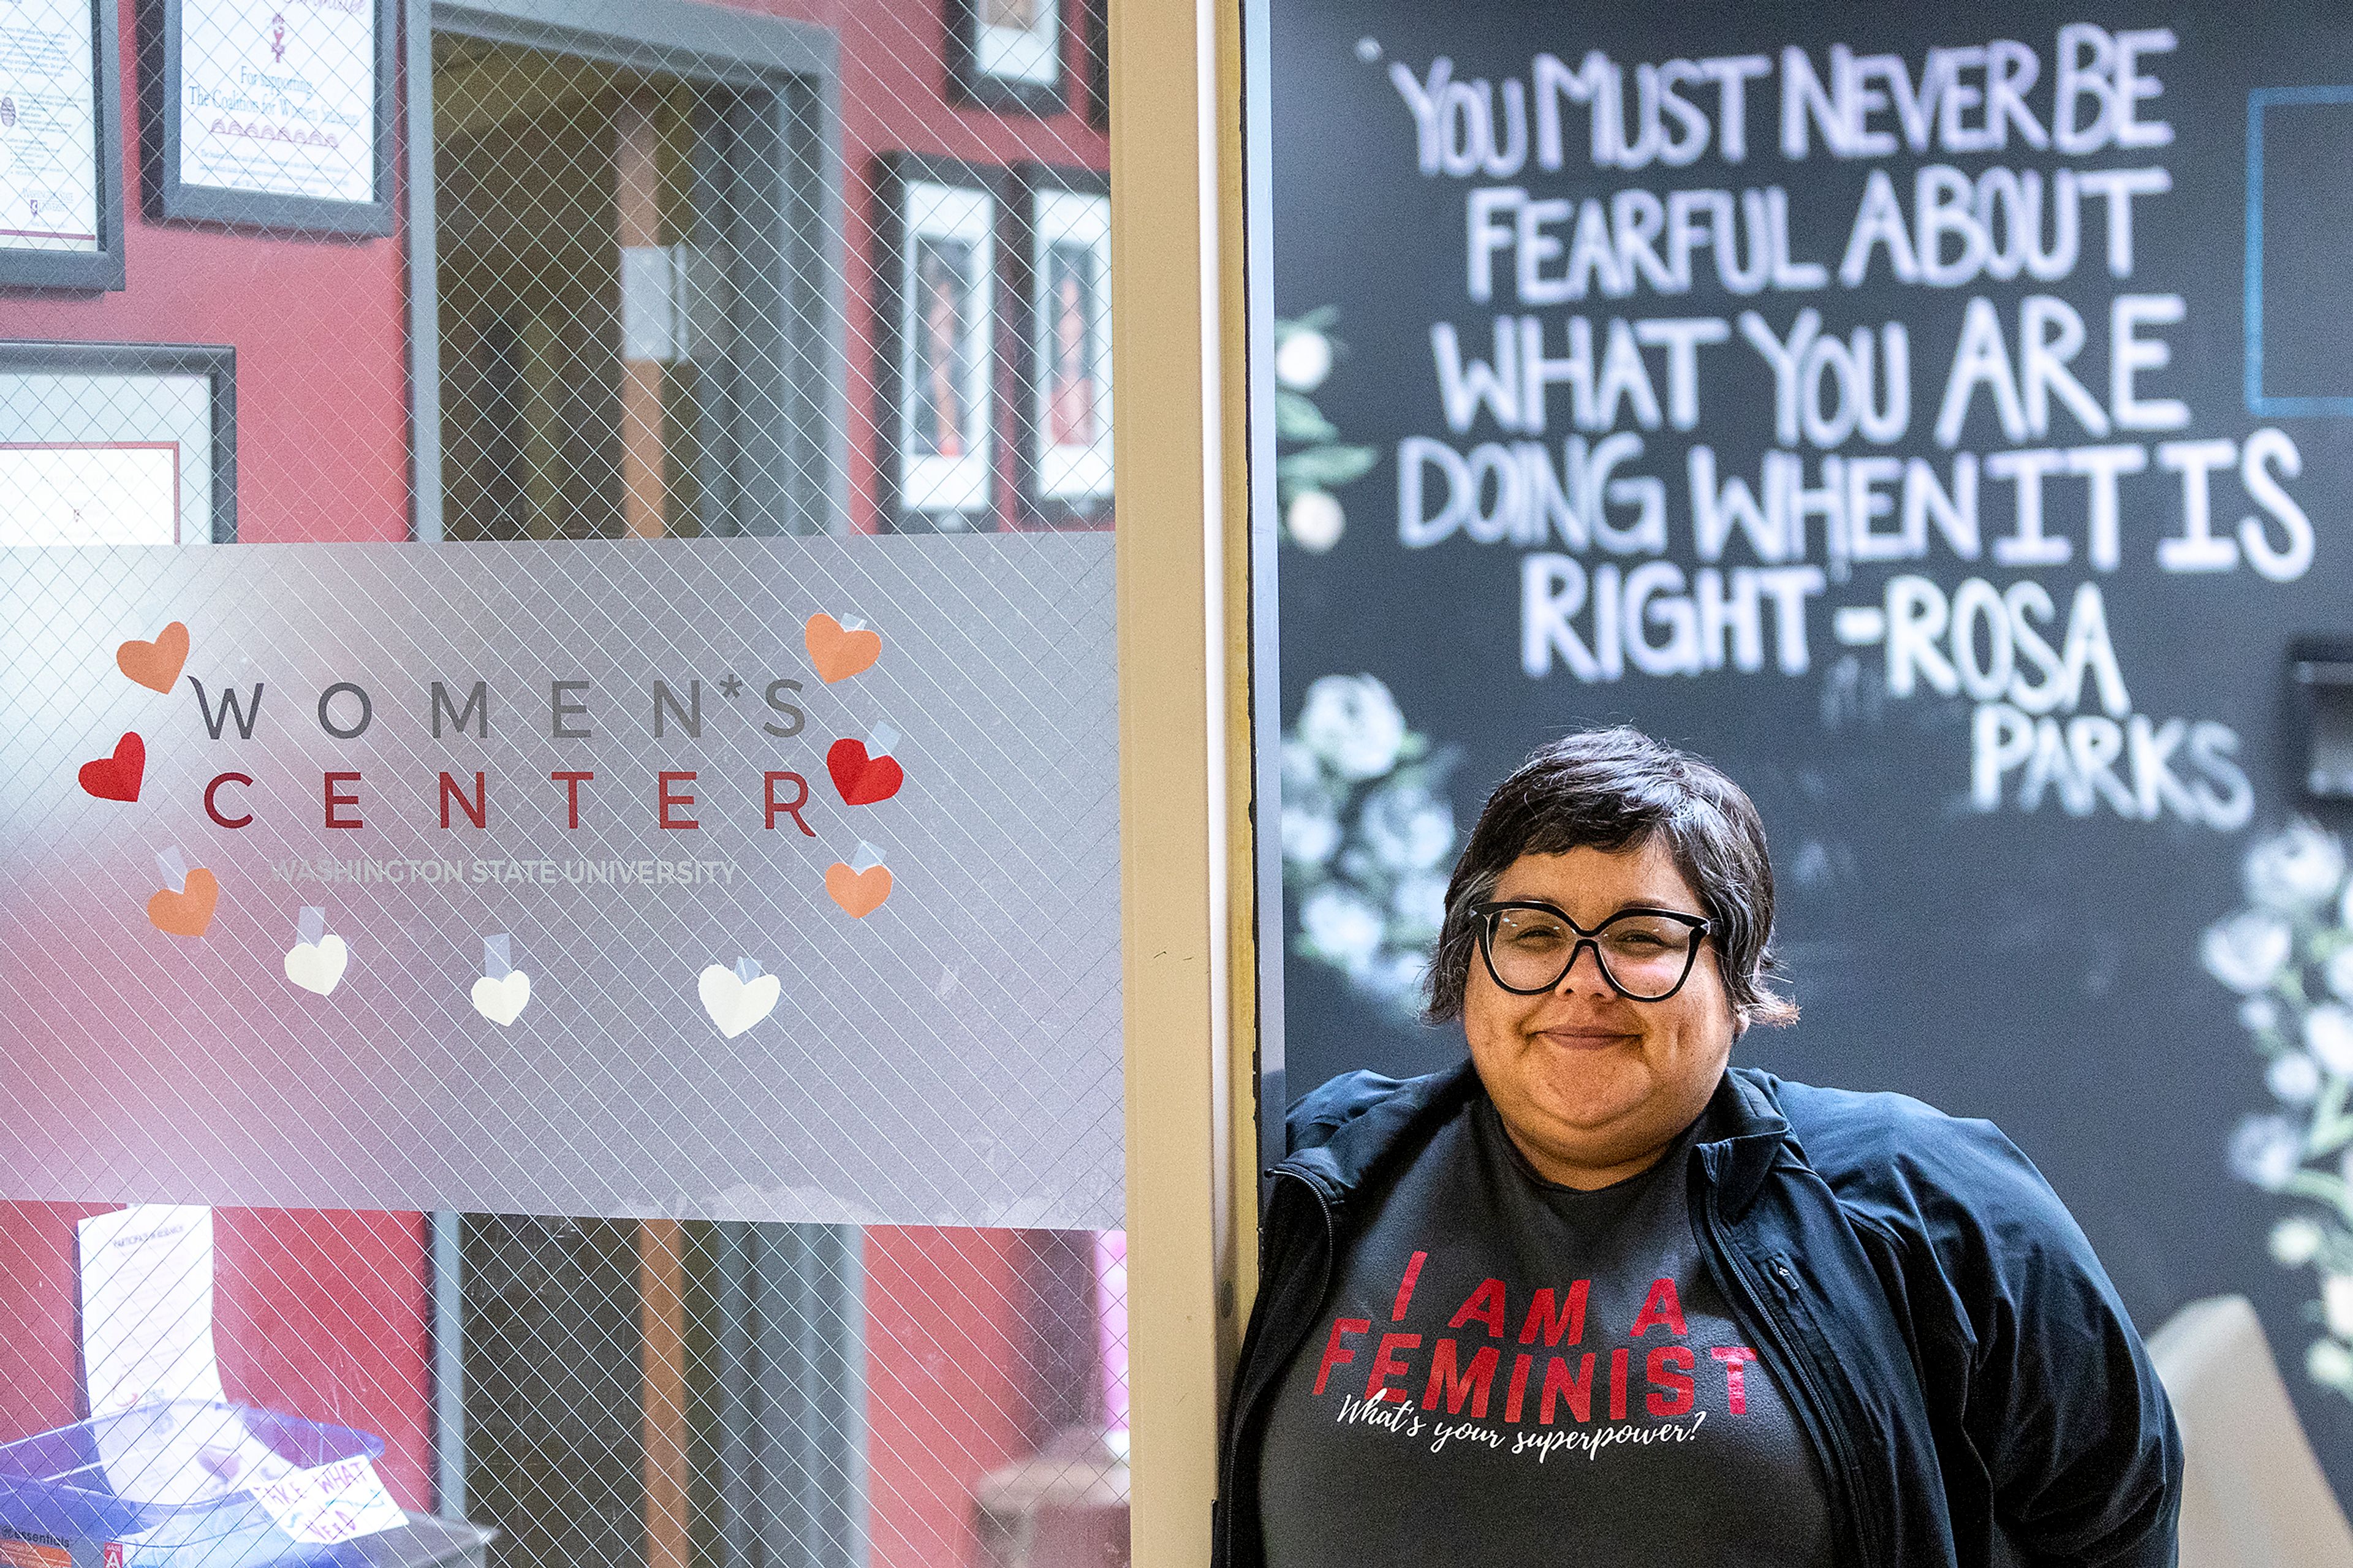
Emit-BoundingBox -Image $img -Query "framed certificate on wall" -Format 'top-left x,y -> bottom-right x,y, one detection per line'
0,0 -> 127,290
0,342 -> 238,543
0,443 -> 181,543
142,0 -> 395,234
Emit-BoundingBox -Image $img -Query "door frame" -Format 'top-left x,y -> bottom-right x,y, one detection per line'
401,0 -> 847,540
1110,0 -> 1262,1564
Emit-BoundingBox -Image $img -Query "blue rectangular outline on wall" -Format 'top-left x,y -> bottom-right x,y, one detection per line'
2246,85 -> 2353,417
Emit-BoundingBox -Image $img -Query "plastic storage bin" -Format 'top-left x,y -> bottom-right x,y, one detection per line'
0,1403 -> 384,1568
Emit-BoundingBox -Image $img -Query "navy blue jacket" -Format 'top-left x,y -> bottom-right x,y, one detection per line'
1215,1062 -> 2181,1568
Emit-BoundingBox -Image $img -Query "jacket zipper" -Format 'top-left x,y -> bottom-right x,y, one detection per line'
1695,1180 -> 1884,1564
1222,1167 -> 1338,1568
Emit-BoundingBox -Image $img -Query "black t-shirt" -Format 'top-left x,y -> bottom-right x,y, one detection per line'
1258,1093 -> 1837,1567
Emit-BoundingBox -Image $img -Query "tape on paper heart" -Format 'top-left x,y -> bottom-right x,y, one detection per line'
78,733 -> 145,803
148,869 -> 219,938
471,971 -> 531,1026
698,963 -> 781,1039
826,738 -> 903,806
805,613 -> 882,684
116,623 -> 190,694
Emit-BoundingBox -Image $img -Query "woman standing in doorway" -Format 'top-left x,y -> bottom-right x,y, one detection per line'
1219,727 -> 2180,1567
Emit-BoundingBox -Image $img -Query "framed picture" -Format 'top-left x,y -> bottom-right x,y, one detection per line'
0,0 -> 127,290
944,0 -> 1066,118
0,342 -> 237,543
140,0 -> 396,235
874,154 -> 1002,533
1012,166 -> 1110,528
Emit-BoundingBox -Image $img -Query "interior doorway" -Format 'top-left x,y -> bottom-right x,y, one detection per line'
429,28 -> 833,539
457,1216 -> 866,1568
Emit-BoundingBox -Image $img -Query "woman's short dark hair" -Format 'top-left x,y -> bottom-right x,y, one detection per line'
1424,726 -> 1798,1029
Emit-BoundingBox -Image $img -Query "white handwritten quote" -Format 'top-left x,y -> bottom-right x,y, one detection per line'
1386,25 -> 2280,828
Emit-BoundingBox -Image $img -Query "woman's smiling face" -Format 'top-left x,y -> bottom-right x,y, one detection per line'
1463,838 -> 1738,1189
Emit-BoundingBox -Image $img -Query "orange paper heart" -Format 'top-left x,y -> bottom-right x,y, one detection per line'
148,868 -> 219,938
825,862 -> 892,918
805,613 -> 882,684
116,622 -> 190,694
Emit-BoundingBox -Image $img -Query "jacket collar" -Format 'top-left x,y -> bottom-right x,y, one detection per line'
1275,1060 -> 1795,1219
1274,1061 -> 1483,1210
1696,1066 -> 1798,1219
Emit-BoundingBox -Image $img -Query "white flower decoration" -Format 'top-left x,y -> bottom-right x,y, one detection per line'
1298,675 -> 1407,781
1359,948 -> 1430,1003
1275,328 -> 1333,392
2309,1006 -> 2353,1075
2274,1216 -> 2327,1267
2326,1276 -> 2353,1340
1279,738 -> 1322,795
1360,782 -> 1455,873
1281,805 -> 1341,867
2245,820 -> 2346,912
2213,822 -> 2353,1407
2203,909 -> 2294,994
2270,1052 -> 2324,1105
1282,672 -> 1455,1021
2311,1340 -> 2353,1390
1391,873 -> 1450,942
1286,490 -> 1345,553
1300,885 -> 1384,975
2230,1114 -> 2305,1192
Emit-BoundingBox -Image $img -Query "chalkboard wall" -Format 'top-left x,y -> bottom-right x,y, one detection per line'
1260,0 -> 2353,1503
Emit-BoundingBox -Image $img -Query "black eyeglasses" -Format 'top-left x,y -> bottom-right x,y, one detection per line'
1471,900 -> 1711,1002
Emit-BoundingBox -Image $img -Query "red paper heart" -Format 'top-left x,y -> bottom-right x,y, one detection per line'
826,738 -> 904,806
78,733 -> 145,802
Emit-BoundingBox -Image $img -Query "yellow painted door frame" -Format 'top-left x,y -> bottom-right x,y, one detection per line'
1110,0 -> 1261,1564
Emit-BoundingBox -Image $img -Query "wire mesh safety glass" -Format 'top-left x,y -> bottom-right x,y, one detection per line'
0,5 -> 1127,1568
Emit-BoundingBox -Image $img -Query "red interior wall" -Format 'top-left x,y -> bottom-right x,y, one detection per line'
727,0 -> 1111,535
213,1208 -> 436,1508
0,0 -> 1109,1555
0,0 -> 1110,544
730,38 -> 1113,1558
864,1227 -> 1053,1568
0,1 -> 415,544
0,0 -> 430,1501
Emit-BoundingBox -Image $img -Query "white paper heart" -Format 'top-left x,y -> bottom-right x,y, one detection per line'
699,963 -> 781,1039
471,970 -> 531,1026
282,935 -> 349,997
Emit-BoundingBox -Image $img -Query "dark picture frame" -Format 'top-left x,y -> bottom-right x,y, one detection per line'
872,153 -> 1006,534
943,0 -> 1067,118
140,0 -> 396,235
1082,0 -> 1106,131
2290,636 -> 2353,801
0,339 -> 238,540
0,0 -> 127,291
1009,163 -> 1110,529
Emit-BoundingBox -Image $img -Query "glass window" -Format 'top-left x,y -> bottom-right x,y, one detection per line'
0,4 -> 1127,1568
